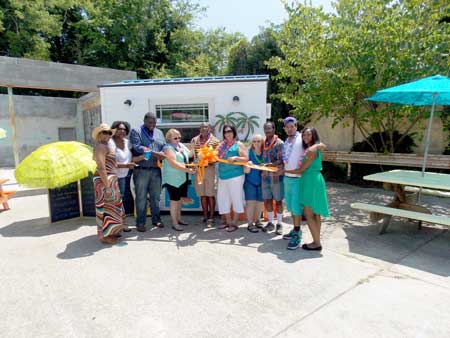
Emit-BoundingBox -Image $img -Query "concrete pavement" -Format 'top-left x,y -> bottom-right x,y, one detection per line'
0,182 -> 449,338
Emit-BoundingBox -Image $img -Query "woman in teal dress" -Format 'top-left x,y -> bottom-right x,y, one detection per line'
284,127 -> 329,251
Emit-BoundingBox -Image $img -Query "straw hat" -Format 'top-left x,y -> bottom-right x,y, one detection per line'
91,123 -> 116,142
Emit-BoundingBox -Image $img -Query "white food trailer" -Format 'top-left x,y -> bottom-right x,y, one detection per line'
98,75 -> 270,211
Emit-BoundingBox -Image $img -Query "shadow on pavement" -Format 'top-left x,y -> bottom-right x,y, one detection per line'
257,237 -> 322,263
0,217 -> 90,237
327,183 -> 450,277
57,234 -> 114,259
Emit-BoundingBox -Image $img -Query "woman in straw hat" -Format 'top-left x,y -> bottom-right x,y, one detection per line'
92,123 -> 126,244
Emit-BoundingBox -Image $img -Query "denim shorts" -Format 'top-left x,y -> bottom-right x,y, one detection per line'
261,175 -> 284,201
244,181 -> 263,201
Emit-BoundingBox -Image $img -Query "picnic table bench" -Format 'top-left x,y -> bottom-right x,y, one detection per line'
351,170 -> 450,234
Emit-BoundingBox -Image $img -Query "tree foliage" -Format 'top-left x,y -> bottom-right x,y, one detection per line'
0,0 -> 241,78
175,28 -> 244,77
0,0 -> 65,59
268,0 -> 450,153
226,26 -> 290,135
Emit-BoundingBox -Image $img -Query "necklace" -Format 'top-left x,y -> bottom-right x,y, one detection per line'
251,149 -> 263,164
141,125 -> 154,141
263,135 -> 278,152
283,132 -> 299,163
198,133 -> 211,146
218,139 -> 236,159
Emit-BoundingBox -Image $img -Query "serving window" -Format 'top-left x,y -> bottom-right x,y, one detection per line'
155,103 -> 209,124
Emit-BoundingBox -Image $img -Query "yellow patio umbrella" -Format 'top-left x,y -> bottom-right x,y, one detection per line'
15,141 -> 97,189
0,127 -> 6,139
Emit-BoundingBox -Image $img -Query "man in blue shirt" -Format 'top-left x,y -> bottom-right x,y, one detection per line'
130,113 -> 166,232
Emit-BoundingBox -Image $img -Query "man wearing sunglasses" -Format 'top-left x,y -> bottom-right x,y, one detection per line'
130,113 -> 166,232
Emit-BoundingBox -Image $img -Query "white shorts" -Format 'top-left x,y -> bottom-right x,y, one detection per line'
217,175 -> 245,215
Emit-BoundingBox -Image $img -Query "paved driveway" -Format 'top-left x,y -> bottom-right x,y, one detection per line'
0,182 -> 449,338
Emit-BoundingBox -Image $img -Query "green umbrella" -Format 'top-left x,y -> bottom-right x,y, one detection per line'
366,75 -> 450,176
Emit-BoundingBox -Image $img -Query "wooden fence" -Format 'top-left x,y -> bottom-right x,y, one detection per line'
322,151 -> 450,177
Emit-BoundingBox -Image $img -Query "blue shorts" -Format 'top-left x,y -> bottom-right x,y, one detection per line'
261,175 -> 284,201
284,176 -> 301,216
244,181 -> 263,201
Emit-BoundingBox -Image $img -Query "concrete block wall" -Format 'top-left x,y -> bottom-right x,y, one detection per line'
0,95 -> 78,166
0,56 -> 137,92
313,115 -> 446,154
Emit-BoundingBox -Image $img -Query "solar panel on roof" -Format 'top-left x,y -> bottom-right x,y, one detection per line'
101,75 -> 269,87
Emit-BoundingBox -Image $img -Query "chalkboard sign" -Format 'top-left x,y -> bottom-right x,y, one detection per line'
48,182 -> 81,223
80,173 -> 96,217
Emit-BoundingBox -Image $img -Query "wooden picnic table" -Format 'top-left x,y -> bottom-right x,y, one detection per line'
351,170 -> 450,234
363,170 -> 450,191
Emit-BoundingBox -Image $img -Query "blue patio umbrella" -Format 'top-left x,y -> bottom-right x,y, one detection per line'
366,75 -> 450,176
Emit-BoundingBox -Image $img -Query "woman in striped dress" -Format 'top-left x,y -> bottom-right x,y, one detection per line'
92,123 -> 126,244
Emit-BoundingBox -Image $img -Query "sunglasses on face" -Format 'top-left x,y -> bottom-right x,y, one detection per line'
224,130 -> 233,134
252,140 -> 262,143
101,131 -> 112,135
117,127 -> 127,131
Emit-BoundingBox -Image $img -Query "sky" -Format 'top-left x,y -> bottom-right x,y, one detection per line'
195,0 -> 334,39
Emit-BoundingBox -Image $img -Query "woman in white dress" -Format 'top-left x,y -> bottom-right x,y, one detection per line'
110,121 -> 145,232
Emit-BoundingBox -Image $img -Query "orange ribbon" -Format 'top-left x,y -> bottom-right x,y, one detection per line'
216,159 -> 278,172
186,145 -> 219,184
187,145 -> 278,184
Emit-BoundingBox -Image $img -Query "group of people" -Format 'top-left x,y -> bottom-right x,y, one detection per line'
92,112 -> 329,251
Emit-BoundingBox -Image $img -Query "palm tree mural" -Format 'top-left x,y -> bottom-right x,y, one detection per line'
214,112 -> 239,131
235,112 -> 260,141
214,112 -> 260,141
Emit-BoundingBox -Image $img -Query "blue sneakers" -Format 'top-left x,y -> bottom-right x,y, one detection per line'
287,231 -> 301,250
283,229 -> 297,240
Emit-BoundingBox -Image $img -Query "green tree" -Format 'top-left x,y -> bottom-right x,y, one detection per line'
68,0 -> 205,77
172,28 -> 244,77
0,0 -> 66,59
0,0 -> 244,79
268,0 -> 450,153
200,28 -> 244,75
0,0 -> 211,78
227,26 -> 289,135
227,38 -> 250,75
